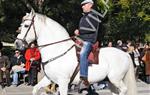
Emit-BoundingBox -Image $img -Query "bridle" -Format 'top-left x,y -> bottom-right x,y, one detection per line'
17,14 -> 76,48
17,14 -> 76,63
16,14 -> 78,84
16,15 -> 37,46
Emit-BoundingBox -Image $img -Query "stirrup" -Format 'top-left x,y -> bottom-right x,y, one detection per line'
78,80 -> 90,93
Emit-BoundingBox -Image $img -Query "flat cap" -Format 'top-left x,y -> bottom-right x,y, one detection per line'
81,0 -> 94,5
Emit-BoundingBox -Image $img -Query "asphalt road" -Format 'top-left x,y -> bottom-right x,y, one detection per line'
0,79 -> 149,95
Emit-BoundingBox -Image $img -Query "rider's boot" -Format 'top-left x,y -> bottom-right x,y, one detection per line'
78,77 -> 90,93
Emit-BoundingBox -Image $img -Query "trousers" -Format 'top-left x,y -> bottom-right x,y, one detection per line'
80,41 -> 92,78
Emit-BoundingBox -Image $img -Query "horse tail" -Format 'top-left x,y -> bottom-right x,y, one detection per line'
124,53 -> 137,95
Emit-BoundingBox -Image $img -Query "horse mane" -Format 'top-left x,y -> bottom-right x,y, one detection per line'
35,13 -> 47,24
35,13 -> 67,32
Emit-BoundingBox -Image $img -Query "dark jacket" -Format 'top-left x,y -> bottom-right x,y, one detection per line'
10,55 -> 25,67
0,55 -> 11,70
79,11 -> 100,43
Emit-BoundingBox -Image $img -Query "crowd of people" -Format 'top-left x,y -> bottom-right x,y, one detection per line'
107,40 -> 150,84
0,41 -> 41,88
0,39 -> 149,90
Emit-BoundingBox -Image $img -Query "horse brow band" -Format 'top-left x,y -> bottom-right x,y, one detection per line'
22,19 -> 33,22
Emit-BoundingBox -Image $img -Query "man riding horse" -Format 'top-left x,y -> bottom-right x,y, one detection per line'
74,0 -> 100,89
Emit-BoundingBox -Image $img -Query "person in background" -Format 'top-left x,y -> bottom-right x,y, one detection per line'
74,0 -> 100,89
127,44 -> 135,66
0,43 -> 11,88
108,41 -> 113,47
0,42 -> 3,50
10,49 -> 25,86
133,44 -> 141,80
116,40 -> 128,52
142,43 -> 150,84
25,41 -> 41,86
116,40 -> 123,50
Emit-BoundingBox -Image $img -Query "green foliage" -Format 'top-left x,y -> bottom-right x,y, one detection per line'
0,0 -> 28,42
119,0 -> 129,9
0,0 -> 149,44
102,0 -> 149,43
145,33 -> 150,42
2,46 -> 15,58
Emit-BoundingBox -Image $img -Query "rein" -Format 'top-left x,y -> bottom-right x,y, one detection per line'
23,15 -> 37,40
42,44 -> 75,64
16,15 -> 37,45
18,14 -> 79,85
36,36 -> 75,48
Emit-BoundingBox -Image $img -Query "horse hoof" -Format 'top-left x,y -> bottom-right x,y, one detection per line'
32,88 -> 38,95
86,92 -> 99,95
78,88 -> 87,93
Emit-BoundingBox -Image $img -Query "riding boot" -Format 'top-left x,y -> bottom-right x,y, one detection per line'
78,77 -> 90,93
0,82 -> 4,89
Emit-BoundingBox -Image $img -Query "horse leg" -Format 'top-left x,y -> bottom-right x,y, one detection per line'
118,81 -> 127,95
109,80 -> 127,95
57,79 -> 69,95
32,76 -> 51,95
109,82 -> 119,95
87,85 -> 99,95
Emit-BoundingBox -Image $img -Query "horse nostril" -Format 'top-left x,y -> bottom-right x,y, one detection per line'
16,42 -> 19,47
15,42 -> 18,48
14,40 -> 20,49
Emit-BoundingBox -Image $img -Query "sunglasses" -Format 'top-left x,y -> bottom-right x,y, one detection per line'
15,52 -> 20,54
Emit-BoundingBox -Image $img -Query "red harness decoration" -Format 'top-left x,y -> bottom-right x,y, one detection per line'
74,39 -> 99,64
88,41 -> 99,64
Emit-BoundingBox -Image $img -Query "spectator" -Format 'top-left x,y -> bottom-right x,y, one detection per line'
126,40 -> 132,48
0,46 -> 11,87
116,40 -> 127,52
142,44 -> 150,84
0,41 -> 3,50
116,40 -> 123,50
10,49 -> 25,86
133,44 -> 141,80
127,44 -> 135,64
25,41 -> 41,86
108,41 -> 113,47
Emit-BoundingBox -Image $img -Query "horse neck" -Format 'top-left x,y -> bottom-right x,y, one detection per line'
36,17 -> 70,44
35,16 -> 74,61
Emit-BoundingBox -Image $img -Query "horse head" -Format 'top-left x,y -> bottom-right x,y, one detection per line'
15,9 -> 37,50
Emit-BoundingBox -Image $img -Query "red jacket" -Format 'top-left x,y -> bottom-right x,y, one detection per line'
25,48 -> 41,71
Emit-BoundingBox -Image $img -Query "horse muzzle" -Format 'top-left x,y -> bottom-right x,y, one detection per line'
14,39 -> 28,50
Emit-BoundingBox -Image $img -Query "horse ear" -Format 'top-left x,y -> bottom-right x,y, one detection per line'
26,13 -> 29,16
30,8 -> 35,16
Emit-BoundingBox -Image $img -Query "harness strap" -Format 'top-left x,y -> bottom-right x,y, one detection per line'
23,15 -> 36,41
68,63 -> 80,87
36,36 -> 75,48
42,44 -> 75,64
41,44 -> 75,84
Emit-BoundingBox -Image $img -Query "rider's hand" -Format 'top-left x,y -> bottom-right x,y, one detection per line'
30,58 -> 35,62
1,67 -> 6,71
20,62 -> 25,67
74,29 -> 80,36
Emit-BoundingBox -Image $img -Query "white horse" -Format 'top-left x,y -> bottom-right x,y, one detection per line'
15,10 -> 137,95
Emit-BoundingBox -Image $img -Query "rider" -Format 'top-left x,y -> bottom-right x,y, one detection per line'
74,0 -> 100,89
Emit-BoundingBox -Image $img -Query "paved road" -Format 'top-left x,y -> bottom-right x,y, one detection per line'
0,80 -> 149,95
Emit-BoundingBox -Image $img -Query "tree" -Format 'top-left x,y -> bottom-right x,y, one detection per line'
102,0 -> 150,43
0,0 -> 149,43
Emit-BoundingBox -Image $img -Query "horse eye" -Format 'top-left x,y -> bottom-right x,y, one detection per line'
24,25 -> 29,28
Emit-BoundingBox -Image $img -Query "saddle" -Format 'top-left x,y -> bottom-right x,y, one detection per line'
68,38 -> 100,87
74,38 -> 99,64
